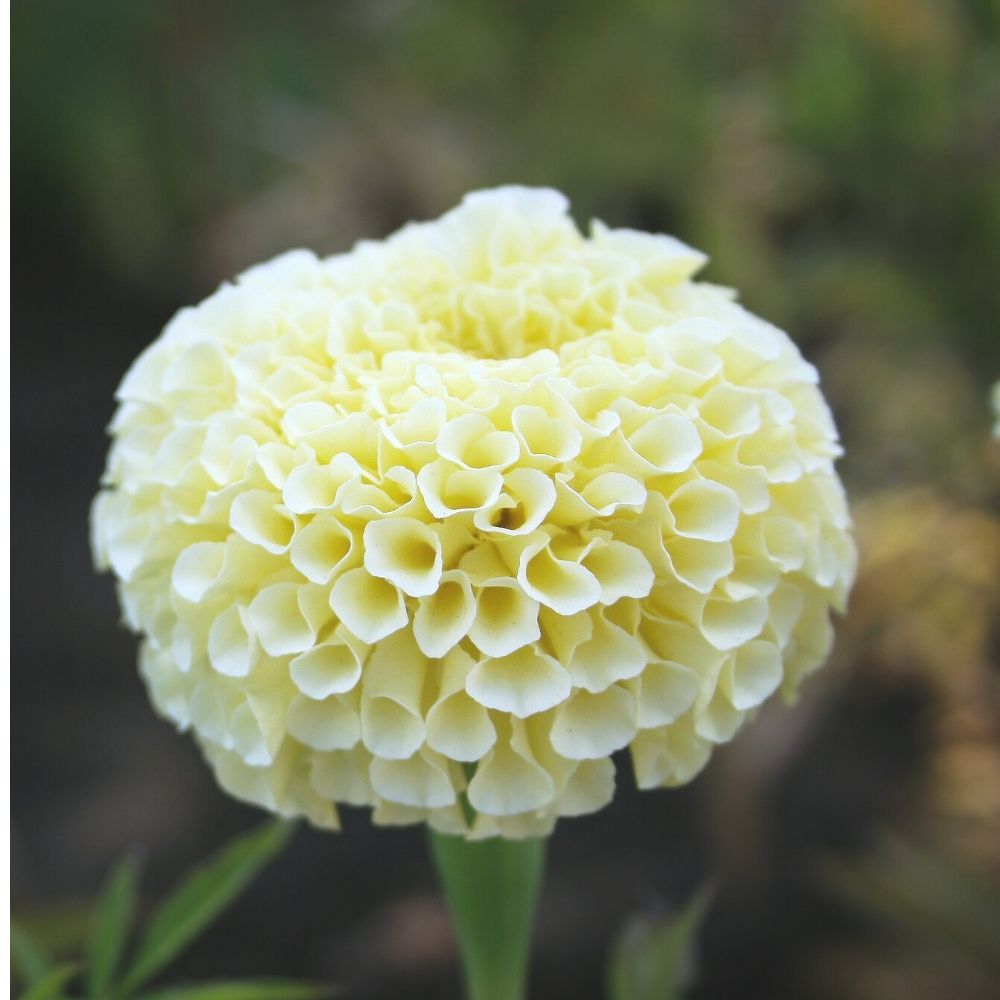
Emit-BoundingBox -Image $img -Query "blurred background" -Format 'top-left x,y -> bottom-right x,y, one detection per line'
11,1 -> 1000,997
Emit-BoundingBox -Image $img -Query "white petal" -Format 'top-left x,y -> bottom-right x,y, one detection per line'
370,752 -> 456,809
567,613 -> 647,692
626,412 -> 702,474
417,460 -> 505,518
289,515 -> 357,584
207,604 -> 256,677
413,570 -> 477,659
282,455 -> 362,514
466,646 -> 571,717
360,631 -> 428,758
425,690 -> 497,761
467,728 -> 555,815
511,404 -> 582,463
667,479 -> 742,542
248,582 -> 315,656
363,518 -> 443,598
517,539 -> 602,616
329,567 -> 407,644
287,693 -> 360,750
469,579 -> 541,658
310,747 -> 374,806
230,490 -> 296,554
581,539 -> 654,604
634,661 -> 700,728
438,412 -> 519,470
290,641 -> 363,698
700,595 -> 769,651
474,468 -> 556,536
550,686 -> 637,759
726,640 -> 783,710
555,758 -> 616,817
172,541 -> 226,602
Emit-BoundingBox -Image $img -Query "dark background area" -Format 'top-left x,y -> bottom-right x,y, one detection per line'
12,2 -> 1000,998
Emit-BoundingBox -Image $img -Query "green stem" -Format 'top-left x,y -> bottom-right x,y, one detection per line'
428,831 -> 546,1000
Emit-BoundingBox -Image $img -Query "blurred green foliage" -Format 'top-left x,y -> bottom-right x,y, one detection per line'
820,838 -> 1000,978
13,0 -> 1000,373
11,822 -> 333,1000
607,885 -> 714,1000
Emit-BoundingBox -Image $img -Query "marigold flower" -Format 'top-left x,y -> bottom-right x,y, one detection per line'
92,187 -> 855,838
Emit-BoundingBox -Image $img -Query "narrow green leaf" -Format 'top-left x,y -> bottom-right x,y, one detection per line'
820,839 -> 1000,976
10,922 -> 55,987
136,979 -> 335,1000
607,884 -> 714,1000
120,821 -> 294,994
429,831 -> 545,1000
87,852 -> 142,999
19,962 -> 78,1000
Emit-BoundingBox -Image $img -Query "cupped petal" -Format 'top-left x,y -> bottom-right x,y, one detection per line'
417,460 -> 505,518
511,404 -> 582,464
474,468 -> 557,536
329,568 -> 407,644
248,582 -> 315,656
517,538 -> 602,615
550,686 -> 637,759
555,757 -> 616,817
466,646 -> 571,717
580,539 -> 654,604
567,611 -> 647,692
667,479 -> 742,543
633,660 -> 701,728
724,639 -> 783,710
359,631 -> 429,759
287,693 -> 361,751
438,412 -> 520,471
370,751 -> 457,809
700,594 -> 769,651
426,690 -> 497,761
207,604 -> 256,677
230,490 -> 296,554
290,640 -> 363,699
469,579 -> 541,658
467,721 -> 556,815
363,517 -> 443,598
172,541 -> 227,602
289,515 -> 357,584
413,570 -> 477,659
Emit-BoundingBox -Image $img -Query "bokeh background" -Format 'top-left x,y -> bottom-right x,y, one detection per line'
12,1 -> 1000,997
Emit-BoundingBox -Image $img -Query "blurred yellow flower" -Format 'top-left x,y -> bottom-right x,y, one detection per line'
92,187 -> 855,838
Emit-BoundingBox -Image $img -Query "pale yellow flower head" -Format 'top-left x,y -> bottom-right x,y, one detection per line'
92,187 -> 855,838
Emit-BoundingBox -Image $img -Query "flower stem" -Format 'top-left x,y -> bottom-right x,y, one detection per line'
428,831 -> 546,1000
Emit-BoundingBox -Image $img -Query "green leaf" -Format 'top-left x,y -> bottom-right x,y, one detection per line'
86,852 -> 142,999
429,831 -> 545,1000
120,821 -> 294,995
10,922 -> 55,987
820,839 -> 1000,976
19,963 -> 78,1000
607,884 -> 714,1000
136,979 -> 335,1000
